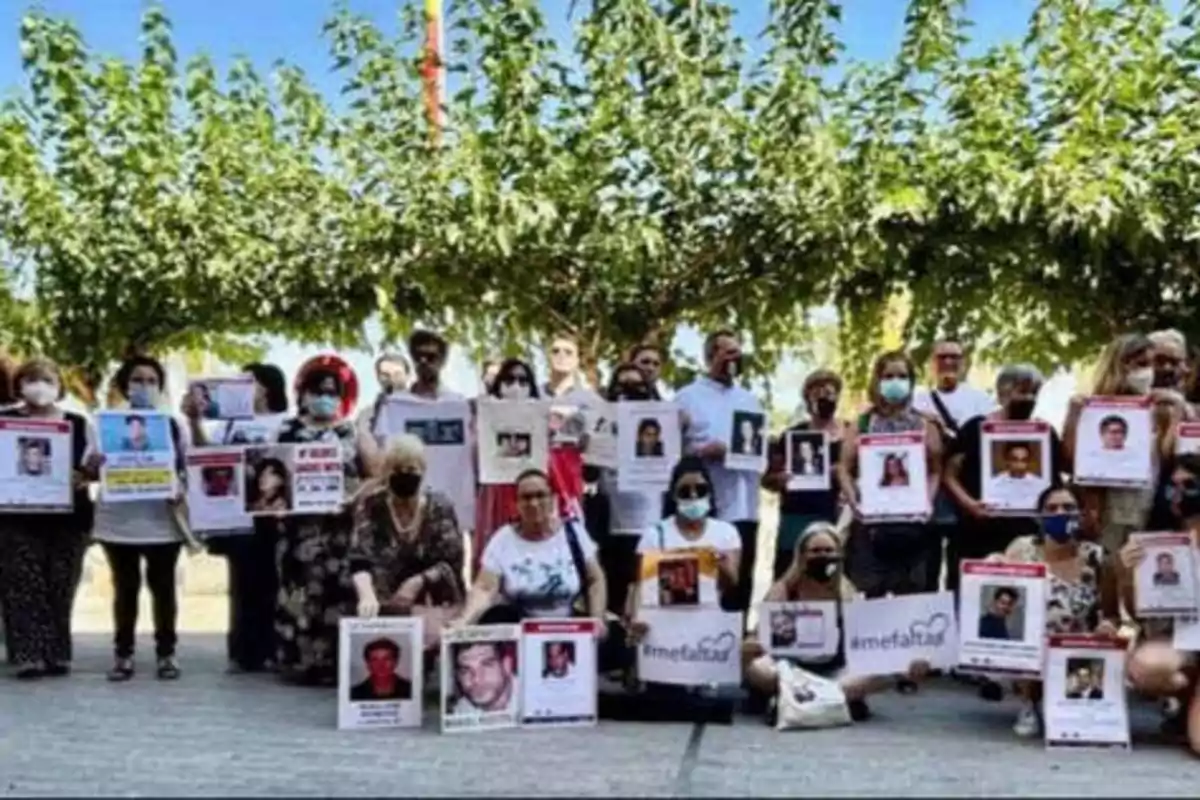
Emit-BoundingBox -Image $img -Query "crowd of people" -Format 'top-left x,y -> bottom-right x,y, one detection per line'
0,327 -> 1199,756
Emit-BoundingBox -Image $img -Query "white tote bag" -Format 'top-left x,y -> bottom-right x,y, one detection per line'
775,661 -> 852,731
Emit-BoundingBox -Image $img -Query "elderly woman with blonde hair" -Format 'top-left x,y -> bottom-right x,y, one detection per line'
350,434 -> 466,647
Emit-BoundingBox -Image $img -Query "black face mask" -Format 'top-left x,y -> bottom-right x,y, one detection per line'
803,556 -> 839,583
389,472 -> 422,498
1154,370 -> 1179,390
621,386 -> 651,401
1008,399 -> 1036,421
811,397 -> 837,419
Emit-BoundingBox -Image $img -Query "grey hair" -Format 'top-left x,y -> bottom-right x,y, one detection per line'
383,433 -> 426,472
1149,329 -> 1187,351
995,364 -> 1045,395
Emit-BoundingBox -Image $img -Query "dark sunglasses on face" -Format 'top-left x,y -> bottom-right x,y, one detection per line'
675,484 -> 710,500
502,375 -> 531,386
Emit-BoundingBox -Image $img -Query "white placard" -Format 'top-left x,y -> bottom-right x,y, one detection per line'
725,409 -> 767,472
636,607 -> 742,686
1043,635 -> 1131,750
377,398 -> 475,526
243,443 -> 344,515
549,403 -> 586,447
617,402 -> 681,492
637,548 -> 721,610
1172,616 -> 1200,651
843,592 -> 958,676
582,403 -> 618,470
957,561 -> 1047,677
519,619 -> 598,728
784,430 -> 832,492
0,417 -> 74,513
184,447 -> 250,532
187,376 -> 256,421
441,625 -> 522,733
758,601 -> 839,660
1131,532 -> 1199,617
96,411 -> 177,503
219,413 -> 288,445
337,617 -> 424,731
980,421 -> 1052,515
856,432 -> 930,522
477,400 -> 551,485
1177,422 -> 1200,456
1073,397 -> 1153,488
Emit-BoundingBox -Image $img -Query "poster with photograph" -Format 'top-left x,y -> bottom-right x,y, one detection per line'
1073,397 -> 1153,488
784,430 -> 831,492
96,411 -> 177,503
0,417 -> 73,513
843,592 -> 958,676
1043,635 -> 1131,750
616,402 -> 680,492
187,376 -> 255,421
957,561 -> 1047,677
582,403 -> 618,470
757,601 -> 839,660
1173,616 -> 1200,651
243,443 -> 344,516
441,624 -> 521,733
980,421 -> 1052,515
184,447 -> 250,532
725,409 -> 767,472
638,549 -> 720,609
337,617 -> 424,731
377,398 -> 475,526
1177,422 -> 1200,456
1131,532 -> 1199,617
519,619 -> 598,728
856,432 -> 930,522
548,404 -> 587,447
209,413 -> 288,446
476,400 -> 551,485
636,607 -> 743,686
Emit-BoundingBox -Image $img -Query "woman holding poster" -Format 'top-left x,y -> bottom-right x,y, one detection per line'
274,355 -> 379,687
0,358 -> 94,679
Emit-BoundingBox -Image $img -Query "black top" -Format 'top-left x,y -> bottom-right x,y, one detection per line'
950,416 -> 1064,504
349,676 -> 412,701
768,422 -> 842,519
0,406 -> 94,532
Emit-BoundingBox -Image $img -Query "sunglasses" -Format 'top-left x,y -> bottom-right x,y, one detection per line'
502,376 -> 531,386
675,484 -> 710,500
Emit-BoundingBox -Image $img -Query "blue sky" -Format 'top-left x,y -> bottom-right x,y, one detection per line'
0,0 -> 1051,408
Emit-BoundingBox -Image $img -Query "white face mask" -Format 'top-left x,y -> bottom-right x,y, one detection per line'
1127,367 -> 1154,395
499,382 -> 530,401
22,380 -> 58,408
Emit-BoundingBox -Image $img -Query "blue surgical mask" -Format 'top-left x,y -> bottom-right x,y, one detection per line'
128,385 -> 158,409
1041,513 -> 1079,543
879,378 -> 911,404
307,394 -> 339,419
677,497 -> 710,521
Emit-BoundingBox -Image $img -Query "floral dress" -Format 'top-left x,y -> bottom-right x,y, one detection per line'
274,418 -> 363,685
1007,536 -> 1106,634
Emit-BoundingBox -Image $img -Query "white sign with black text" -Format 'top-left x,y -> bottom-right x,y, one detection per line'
843,592 -> 957,677
519,619 -> 598,729
1043,635 -> 1131,750
957,561 -> 1047,677
636,607 -> 742,686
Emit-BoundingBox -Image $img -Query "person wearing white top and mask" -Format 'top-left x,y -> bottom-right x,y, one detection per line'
675,329 -> 765,622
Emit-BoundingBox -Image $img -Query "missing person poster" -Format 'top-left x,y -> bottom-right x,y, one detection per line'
243,443 -> 343,516
725,409 -> 767,473
187,376 -> 256,421
757,601 -> 839,660
96,411 -> 177,503
1177,422 -> 1200,456
377,398 -> 474,526
1131,532 -> 1199,617
617,401 -> 680,492
184,447 -> 250,532
784,430 -> 831,492
519,619 -> 598,728
957,561 -> 1048,677
441,624 -> 521,733
637,548 -> 721,610
476,400 -> 551,485
1043,635 -> 1131,750
0,417 -> 74,513
338,617 -> 424,731
856,432 -> 930,522
1073,397 -> 1153,488
979,421 -> 1052,515
582,403 -> 618,470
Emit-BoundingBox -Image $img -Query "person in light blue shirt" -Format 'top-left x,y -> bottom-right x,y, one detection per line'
675,329 -> 765,623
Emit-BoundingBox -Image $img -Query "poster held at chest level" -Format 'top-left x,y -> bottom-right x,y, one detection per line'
957,561 -> 1047,677
184,447 -> 250,532
1131,532 -> 1199,617
0,417 -> 74,513
979,421 -> 1051,515
582,402 -> 618,470
1072,397 -> 1153,488
519,619 -> 598,728
476,400 -> 551,485
96,411 -> 177,503
856,432 -> 929,522
1043,635 -> 1131,750
725,409 -> 767,472
337,617 -> 424,731
187,376 -> 256,421
616,401 -> 680,492
243,443 -> 343,515
758,601 -> 839,660
635,607 -> 742,686
376,398 -> 475,526
784,430 -> 831,492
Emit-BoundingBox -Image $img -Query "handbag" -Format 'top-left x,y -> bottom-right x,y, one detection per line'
774,661 -> 852,730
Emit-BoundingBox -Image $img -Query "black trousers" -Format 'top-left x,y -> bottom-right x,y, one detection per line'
102,542 -> 182,659
211,531 -> 278,670
946,518 -> 1034,598
731,520 -> 760,620
478,604 -> 633,673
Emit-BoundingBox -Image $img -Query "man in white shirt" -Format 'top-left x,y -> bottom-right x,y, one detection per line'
675,329 -> 765,623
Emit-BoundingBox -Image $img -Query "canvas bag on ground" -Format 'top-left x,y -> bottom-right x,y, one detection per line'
774,661 -> 852,731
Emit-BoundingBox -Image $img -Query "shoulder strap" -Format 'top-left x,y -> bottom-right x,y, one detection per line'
657,521 -> 666,551
563,519 -> 590,616
929,390 -> 960,435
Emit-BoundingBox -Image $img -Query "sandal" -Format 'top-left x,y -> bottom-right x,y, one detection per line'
107,657 -> 135,682
156,656 -> 181,681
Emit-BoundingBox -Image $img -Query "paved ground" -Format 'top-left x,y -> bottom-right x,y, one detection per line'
4,501 -> 1200,796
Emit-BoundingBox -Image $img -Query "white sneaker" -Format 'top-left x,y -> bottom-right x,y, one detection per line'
1012,705 -> 1041,738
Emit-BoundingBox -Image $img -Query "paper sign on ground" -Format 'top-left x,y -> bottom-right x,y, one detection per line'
97,411 -> 177,503
784,430 -> 831,492
185,447 -> 250,532
758,601 -> 839,660
441,625 -> 522,733
0,417 -> 73,513
856,432 -> 930,522
476,400 -> 551,485
1073,397 -> 1153,488
519,619 -> 598,728
337,617 -> 424,731
843,591 -> 957,676
1131,532 -> 1199,617
980,421 -> 1052,515
957,561 -> 1047,677
1043,635 -> 1131,750
636,607 -> 742,686
617,402 -> 680,492
187,376 -> 256,421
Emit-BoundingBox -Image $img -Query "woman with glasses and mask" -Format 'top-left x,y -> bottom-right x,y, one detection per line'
274,355 -> 380,686
350,434 -> 465,651
986,485 -> 1121,738
743,522 -> 929,724
1117,453 -> 1200,753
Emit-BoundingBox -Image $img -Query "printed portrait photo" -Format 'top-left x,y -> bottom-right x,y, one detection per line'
657,558 -> 700,607
244,448 -> 292,514
977,584 -> 1026,642
1152,550 -> 1182,587
120,414 -> 152,453
347,633 -> 413,704
200,465 -> 238,498
1064,657 -> 1105,701
434,419 -> 465,445
496,431 -> 532,459
769,610 -> 797,649
1098,414 -> 1128,452
634,417 -> 665,458
549,408 -> 586,442
541,640 -> 576,680
446,639 -> 519,716
190,382 -> 220,421
878,452 -> 911,488
16,436 -> 51,478
988,439 -> 1044,481
788,432 -> 826,477
730,411 -> 765,457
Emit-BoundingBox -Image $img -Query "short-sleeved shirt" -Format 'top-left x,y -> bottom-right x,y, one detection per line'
634,517 -> 742,554
481,523 -> 597,618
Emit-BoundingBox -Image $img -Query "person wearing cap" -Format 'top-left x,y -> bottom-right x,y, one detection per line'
274,354 -> 381,686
